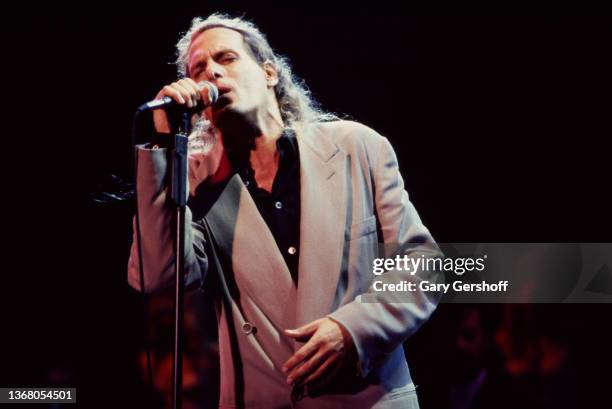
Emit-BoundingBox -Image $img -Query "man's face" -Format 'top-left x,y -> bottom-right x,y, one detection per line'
187,27 -> 274,121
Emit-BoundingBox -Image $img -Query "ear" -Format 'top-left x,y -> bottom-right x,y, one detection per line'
263,60 -> 279,87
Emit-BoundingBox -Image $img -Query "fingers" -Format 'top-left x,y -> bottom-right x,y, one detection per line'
157,78 -> 201,108
284,318 -> 322,342
286,346 -> 331,385
282,319 -> 324,376
281,317 -> 359,398
165,83 -> 191,107
178,78 -> 201,107
159,84 -> 184,105
282,338 -> 318,376
302,355 -> 341,388
303,358 -> 344,398
152,78 -> 202,133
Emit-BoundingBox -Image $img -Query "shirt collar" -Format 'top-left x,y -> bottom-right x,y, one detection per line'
276,128 -> 298,160
238,128 -> 299,181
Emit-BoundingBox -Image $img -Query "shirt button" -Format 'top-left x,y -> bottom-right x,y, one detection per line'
275,201 -> 283,209
288,246 -> 297,255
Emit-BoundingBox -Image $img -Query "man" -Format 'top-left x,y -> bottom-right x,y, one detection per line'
128,13 -> 442,409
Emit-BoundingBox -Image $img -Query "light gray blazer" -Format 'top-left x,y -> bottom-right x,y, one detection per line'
128,120 -> 442,409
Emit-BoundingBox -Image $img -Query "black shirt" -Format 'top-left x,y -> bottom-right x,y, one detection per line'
238,129 -> 301,285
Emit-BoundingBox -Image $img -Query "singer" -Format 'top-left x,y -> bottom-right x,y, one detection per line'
128,13 -> 443,409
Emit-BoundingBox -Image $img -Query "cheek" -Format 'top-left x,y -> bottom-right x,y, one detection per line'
243,73 -> 266,90
237,77 -> 269,105
235,65 -> 267,89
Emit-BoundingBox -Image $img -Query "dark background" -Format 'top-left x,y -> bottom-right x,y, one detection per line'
1,8 -> 611,408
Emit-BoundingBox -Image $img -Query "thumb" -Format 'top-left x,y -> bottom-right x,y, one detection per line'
284,319 -> 321,340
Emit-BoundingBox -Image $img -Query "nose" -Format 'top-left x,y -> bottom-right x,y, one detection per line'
205,65 -> 223,81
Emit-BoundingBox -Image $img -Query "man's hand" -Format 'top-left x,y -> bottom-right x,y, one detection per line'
149,79 -> 230,189
152,78 -> 218,133
282,317 -> 357,389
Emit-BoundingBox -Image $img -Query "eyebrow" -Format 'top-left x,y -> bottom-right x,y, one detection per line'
189,48 -> 239,72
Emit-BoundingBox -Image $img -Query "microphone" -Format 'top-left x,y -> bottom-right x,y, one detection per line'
138,81 -> 219,112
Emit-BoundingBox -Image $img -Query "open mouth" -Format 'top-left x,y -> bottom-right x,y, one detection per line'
213,89 -> 232,109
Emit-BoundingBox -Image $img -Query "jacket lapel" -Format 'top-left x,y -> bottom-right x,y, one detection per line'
204,123 -> 349,333
295,124 -> 348,327
205,174 -> 297,331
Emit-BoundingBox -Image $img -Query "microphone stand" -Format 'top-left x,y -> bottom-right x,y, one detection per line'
170,112 -> 191,409
134,97 -> 214,409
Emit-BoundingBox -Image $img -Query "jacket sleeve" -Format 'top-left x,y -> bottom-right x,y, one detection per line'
127,146 -> 208,293
328,135 -> 444,377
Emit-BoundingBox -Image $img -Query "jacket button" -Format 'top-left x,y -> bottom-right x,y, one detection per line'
242,322 -> 255,335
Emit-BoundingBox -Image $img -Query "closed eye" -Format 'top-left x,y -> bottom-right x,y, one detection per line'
218,54 -> 238,64
189,50 -> 238,76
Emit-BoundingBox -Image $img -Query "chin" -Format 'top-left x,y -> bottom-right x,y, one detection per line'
212,103 -> 245,125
